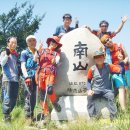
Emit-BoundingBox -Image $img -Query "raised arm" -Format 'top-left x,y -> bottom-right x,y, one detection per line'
114,16 -> 129,34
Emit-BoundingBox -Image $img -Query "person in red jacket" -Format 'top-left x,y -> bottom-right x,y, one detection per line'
35,36 -> 62,117
100,34 -> 129,111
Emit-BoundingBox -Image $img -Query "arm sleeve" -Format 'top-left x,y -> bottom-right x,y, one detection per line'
110,32 -> 116,38
20,51 -> 27,62
86,68 -> 93,90
20,51 -> 28,78
21,62 -> 28,78
33,50 -> 39,62
92,30 -> 98,36
0,51 -> 8,66
87,68 -> 93,80
109,64 -> 121,73
86,79 -> 92,90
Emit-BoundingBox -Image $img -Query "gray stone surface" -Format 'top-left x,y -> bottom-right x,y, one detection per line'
51,96 -> 110,120
55,28 -> 104,96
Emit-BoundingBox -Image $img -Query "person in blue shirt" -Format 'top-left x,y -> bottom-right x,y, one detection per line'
20,35 -> 38,124
53,13 -> 79,38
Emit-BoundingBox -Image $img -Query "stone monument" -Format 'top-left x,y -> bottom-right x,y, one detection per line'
51,28 -> 110,120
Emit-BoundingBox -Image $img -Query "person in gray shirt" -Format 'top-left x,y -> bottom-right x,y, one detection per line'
0,37 -> 19,122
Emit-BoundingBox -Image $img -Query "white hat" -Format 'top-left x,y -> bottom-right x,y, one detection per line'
26,35 -> 36,43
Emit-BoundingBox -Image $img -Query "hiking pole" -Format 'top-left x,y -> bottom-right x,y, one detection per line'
35,78 -> 49,129
35,50 -> 43,123
20,76 -> 31,96
36,68 -> 40,122
39,83 -> 49,123
20,76 -> 32,120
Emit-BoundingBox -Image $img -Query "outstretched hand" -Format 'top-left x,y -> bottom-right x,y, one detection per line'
122,16 -> 129,23
38,40 -> 44,51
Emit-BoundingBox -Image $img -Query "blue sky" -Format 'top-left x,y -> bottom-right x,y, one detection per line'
1,0 -> 130,56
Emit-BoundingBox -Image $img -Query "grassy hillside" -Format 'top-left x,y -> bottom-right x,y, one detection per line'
0,104 -> 130,130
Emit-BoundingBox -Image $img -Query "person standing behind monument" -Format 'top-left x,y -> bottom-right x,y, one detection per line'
100,34 -> 129,111
35,36 -> 62,118
86,49 -> 121,120
20,35 -> 38,124
0,37 -> 19,122
53,13 -> 79,38
85,16 -> 128,39
85,16 -> 128,66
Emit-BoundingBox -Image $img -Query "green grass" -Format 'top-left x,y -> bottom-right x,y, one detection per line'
0,106 -> 25,130
0,90 -> 130,130
0,105 -> 130,130
66,115 -> 130,130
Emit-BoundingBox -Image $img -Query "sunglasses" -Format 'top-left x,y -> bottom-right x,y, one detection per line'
103,38 -> 110,44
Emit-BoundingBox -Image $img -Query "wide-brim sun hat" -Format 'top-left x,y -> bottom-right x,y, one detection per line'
46,36 -> 62,50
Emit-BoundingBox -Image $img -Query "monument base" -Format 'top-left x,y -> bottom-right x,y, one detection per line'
51,96 -> 110,121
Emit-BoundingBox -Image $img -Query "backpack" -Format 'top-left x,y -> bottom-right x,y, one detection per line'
38,48 -> 57,66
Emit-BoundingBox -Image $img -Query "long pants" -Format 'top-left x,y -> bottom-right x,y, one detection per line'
2,81 -> 19,115
24,78 -> 36,118
39,72 -> 57,115
87,89 -> 117,118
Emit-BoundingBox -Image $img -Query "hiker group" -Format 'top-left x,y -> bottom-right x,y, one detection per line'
0,13 -> 129,123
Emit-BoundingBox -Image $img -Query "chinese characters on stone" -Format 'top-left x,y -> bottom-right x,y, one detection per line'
73,41 -> 88,71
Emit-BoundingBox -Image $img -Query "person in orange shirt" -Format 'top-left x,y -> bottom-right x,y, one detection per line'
87,49 -> 121,120
100,34 -> 129,111
35,36 -> 62,117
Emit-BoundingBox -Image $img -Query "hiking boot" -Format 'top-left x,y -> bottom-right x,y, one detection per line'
3,114 -> 11,122
110,114 -> 117,122
33,113 -> 45,122
53,102 -> 61,112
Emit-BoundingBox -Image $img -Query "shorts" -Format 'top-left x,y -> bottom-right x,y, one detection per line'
125,70 -> 130,88
112,74 -> 127,88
